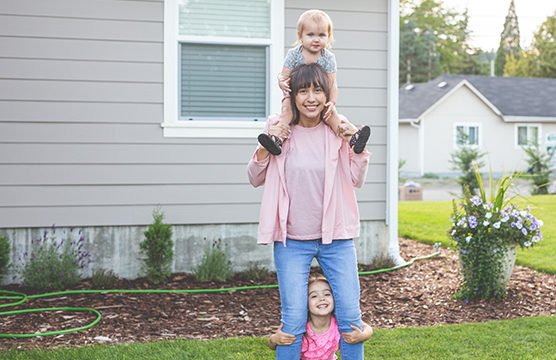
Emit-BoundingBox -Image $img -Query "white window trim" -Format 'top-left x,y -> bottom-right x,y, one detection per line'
453,123 -> 482,148
162,0 -> 284,138
515,123 -> 542,149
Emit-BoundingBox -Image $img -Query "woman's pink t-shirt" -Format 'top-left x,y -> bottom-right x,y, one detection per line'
284,122 -> 326,240
301,316 -> 340,360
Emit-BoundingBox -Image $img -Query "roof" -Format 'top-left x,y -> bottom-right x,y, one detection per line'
399,74 -> 556,120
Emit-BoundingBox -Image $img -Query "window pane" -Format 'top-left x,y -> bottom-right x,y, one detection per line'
180,43 -> 267,119
517,126 -> 527,145
468,127 -> 478,145
179,0 -> 270,38
529,126 -> 539,145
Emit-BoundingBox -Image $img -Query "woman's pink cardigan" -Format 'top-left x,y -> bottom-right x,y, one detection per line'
247,115 -> 371,245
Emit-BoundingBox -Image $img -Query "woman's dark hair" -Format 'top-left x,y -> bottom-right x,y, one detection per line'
289,63 -> 330,125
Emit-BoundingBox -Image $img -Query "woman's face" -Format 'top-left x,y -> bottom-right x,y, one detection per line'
294,83 -> 326,122
308,281 -> 334,317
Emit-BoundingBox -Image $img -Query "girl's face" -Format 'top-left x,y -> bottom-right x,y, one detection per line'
294,83 -> 326,122
308,281 -> 334,317
299,20 -> 329,54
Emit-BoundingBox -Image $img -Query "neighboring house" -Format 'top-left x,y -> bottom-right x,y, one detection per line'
399,75 -> 556,177
0,0 -> 401,284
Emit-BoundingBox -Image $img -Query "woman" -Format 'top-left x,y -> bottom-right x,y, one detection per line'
247,63 -> 370,359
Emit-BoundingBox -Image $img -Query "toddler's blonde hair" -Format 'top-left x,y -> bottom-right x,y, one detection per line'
295,9 -> 334,49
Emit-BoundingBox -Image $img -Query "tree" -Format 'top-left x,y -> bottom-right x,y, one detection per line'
503,11 -> 556,78
532,11 -> 556,77
400,17 -> 440,84
495,0 -> 521,76
400,0 -> 489,85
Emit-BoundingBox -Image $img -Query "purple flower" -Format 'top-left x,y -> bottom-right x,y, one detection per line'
493,249 -> 498,253
468,216 -> 478,229
462,249 -> 467,255
521,228 -> 528,236
470,196 -> 483,206
524,241 -> 532,247
51,265 -> 55,271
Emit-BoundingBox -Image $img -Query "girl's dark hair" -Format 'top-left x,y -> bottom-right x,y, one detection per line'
289,63 -> 330,125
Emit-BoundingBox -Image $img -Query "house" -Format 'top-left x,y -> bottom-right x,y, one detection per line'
0,0 -> 402,284
399,75 -> 556,177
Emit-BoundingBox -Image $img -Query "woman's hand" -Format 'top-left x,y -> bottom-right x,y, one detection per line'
268,122 -> 290,141
342,323 -> 373,344
337,119 -> 358,142
268,324 -> 296,350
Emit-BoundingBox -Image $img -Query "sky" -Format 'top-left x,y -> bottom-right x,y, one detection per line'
441,0 -> 556,51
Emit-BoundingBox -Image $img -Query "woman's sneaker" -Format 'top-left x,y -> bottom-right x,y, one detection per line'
349,125 -> 371,154
258,133 -> 283,155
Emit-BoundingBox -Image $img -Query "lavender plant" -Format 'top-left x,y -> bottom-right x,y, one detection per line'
17,225 -> 93,290
449,163 -> 544,300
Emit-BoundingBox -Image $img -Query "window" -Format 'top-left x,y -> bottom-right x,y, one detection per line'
163,0 -> 284,137
455,124 -> 480,147
516,125 -> 540,146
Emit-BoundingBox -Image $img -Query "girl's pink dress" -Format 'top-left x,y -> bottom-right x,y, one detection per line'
301,316 -> 340,360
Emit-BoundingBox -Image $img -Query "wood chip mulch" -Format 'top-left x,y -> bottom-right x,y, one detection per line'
1,238 -> 555,350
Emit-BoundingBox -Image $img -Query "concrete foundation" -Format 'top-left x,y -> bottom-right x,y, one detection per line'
1,221 -> 388,285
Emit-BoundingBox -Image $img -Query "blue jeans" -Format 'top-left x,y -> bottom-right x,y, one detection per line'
273,238 -> 363,360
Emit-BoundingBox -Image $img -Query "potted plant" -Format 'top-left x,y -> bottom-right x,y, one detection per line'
449,163 -> 544,301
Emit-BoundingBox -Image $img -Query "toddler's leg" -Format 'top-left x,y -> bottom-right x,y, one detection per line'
257,98 -> 292,156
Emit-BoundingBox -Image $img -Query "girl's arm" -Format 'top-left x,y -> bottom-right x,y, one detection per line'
323,72 -> 338,122
327,72 -> 338,105
278,66 -> 292,95
268,324 -> 296,350
341,322 -> 373,344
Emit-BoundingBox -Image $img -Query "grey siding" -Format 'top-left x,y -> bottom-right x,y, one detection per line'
0,0 -> 388,229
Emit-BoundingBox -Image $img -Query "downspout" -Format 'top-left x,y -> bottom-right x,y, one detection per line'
386,0 -> 405,266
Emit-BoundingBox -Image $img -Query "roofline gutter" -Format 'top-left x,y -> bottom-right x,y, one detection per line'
503,116 -> 556,122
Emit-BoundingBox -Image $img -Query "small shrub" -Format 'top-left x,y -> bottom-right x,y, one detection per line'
91,268 -> 119,289
194,240 -> 233,282
0,233 -> 10,283
423,173 -> 440,179
522,142 -> 555,195
236,262 -> 269,282
449,129 -> 486,195
17,226 -> 92,290
140,208 -> 174,285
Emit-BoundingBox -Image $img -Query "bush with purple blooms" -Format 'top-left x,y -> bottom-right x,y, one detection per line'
16,225 -> 93,290
449,163 -> 544,300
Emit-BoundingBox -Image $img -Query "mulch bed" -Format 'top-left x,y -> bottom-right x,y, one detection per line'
1,238 -> 555,350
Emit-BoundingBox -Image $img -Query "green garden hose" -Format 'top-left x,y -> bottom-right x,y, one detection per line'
0,249 -> 440,338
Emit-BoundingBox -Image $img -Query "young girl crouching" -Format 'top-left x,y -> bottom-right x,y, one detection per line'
268,274 -> 373,359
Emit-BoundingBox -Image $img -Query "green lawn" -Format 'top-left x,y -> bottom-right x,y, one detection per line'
399,195 -> 556,274
2,316 -> 554,359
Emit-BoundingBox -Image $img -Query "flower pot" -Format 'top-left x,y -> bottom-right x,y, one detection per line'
497,244 -> 517,285
458,243 -> 517,290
